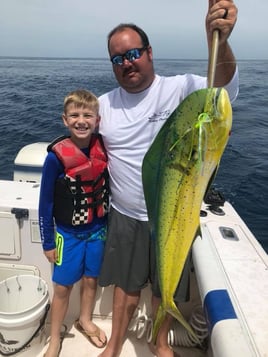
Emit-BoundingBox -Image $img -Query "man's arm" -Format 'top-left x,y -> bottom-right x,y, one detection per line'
206,0 -> 238,86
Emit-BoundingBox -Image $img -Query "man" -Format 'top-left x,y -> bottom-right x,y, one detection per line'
98,1 -> 238,356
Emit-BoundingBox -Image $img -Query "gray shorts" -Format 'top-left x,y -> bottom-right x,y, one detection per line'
99,207 -> 190,302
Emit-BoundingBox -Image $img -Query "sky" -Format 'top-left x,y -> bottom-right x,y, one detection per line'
0,0 -> 267,60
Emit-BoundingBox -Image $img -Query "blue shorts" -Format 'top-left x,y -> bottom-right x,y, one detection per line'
52,225 -> 106,286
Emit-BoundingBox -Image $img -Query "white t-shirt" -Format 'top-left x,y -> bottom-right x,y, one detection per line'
99,71 -> 239,220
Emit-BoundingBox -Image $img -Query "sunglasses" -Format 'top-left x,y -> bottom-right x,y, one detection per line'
110,46 -> 147,66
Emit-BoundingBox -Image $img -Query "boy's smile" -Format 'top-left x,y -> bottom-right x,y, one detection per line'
62,104 -> 100,148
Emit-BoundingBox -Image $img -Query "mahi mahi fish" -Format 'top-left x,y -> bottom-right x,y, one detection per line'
142,87 -> 232,342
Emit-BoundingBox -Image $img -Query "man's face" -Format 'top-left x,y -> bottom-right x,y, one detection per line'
109,28 -> 155,93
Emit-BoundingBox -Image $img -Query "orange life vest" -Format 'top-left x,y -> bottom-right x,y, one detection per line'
49,134 -> 109,226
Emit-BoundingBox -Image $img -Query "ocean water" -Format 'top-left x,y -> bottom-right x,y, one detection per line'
0,57 -> 267,252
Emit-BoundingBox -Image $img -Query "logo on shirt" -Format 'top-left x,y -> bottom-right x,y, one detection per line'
148,110 -> 171,123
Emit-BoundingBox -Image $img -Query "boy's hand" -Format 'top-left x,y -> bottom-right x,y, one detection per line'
44,248 -> 58,263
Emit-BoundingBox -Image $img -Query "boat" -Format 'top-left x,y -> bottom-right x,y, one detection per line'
0,142 -> 267,357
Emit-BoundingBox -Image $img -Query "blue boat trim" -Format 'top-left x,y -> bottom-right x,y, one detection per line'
204,289 -> 237,331
14,164 -> 43,173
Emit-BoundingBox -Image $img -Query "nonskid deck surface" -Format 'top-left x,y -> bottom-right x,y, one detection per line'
37,317 -> 207,357
37,274 -> 208,357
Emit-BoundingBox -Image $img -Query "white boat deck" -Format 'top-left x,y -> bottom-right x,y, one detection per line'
35,318 -> 207,357
0,179 -> 267,356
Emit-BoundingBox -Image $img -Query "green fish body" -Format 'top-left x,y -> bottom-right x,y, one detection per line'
142,87 -> 232,341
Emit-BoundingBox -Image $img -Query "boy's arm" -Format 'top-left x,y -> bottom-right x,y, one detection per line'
39,152 -> 61,254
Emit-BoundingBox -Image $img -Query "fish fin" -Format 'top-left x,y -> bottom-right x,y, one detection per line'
152,304 -> 167,344
142,124 -> 170,226
204,165 -> 219,199
167,300 -> 199,344
195,225 -> 202,239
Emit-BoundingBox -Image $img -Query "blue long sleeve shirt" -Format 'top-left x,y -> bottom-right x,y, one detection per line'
39,149 -> 106,251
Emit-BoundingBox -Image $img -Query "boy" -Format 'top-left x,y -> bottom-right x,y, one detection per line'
39,89 -> 109,357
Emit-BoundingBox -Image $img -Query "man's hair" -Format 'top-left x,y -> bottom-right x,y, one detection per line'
63,89 -> 99,114
107,23 -> 150,53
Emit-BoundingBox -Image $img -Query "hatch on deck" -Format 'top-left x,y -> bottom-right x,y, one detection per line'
0,262 -> 40,281
0,211 -> 21,260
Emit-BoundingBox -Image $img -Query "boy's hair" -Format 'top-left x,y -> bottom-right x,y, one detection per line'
107,23 -> 150,54
63,89 -> 99,114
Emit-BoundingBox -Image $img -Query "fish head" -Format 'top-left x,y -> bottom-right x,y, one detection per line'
165,87 -> 232,173
201,87 -> 233,154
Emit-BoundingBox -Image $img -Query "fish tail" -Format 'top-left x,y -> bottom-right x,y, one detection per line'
152,304 -> 167,343
167,300 -> 199,344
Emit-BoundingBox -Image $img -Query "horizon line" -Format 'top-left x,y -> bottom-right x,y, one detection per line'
0,56 -> 267,61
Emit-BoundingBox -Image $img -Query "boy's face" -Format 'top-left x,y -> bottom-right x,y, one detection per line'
62,103 -> 100,148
